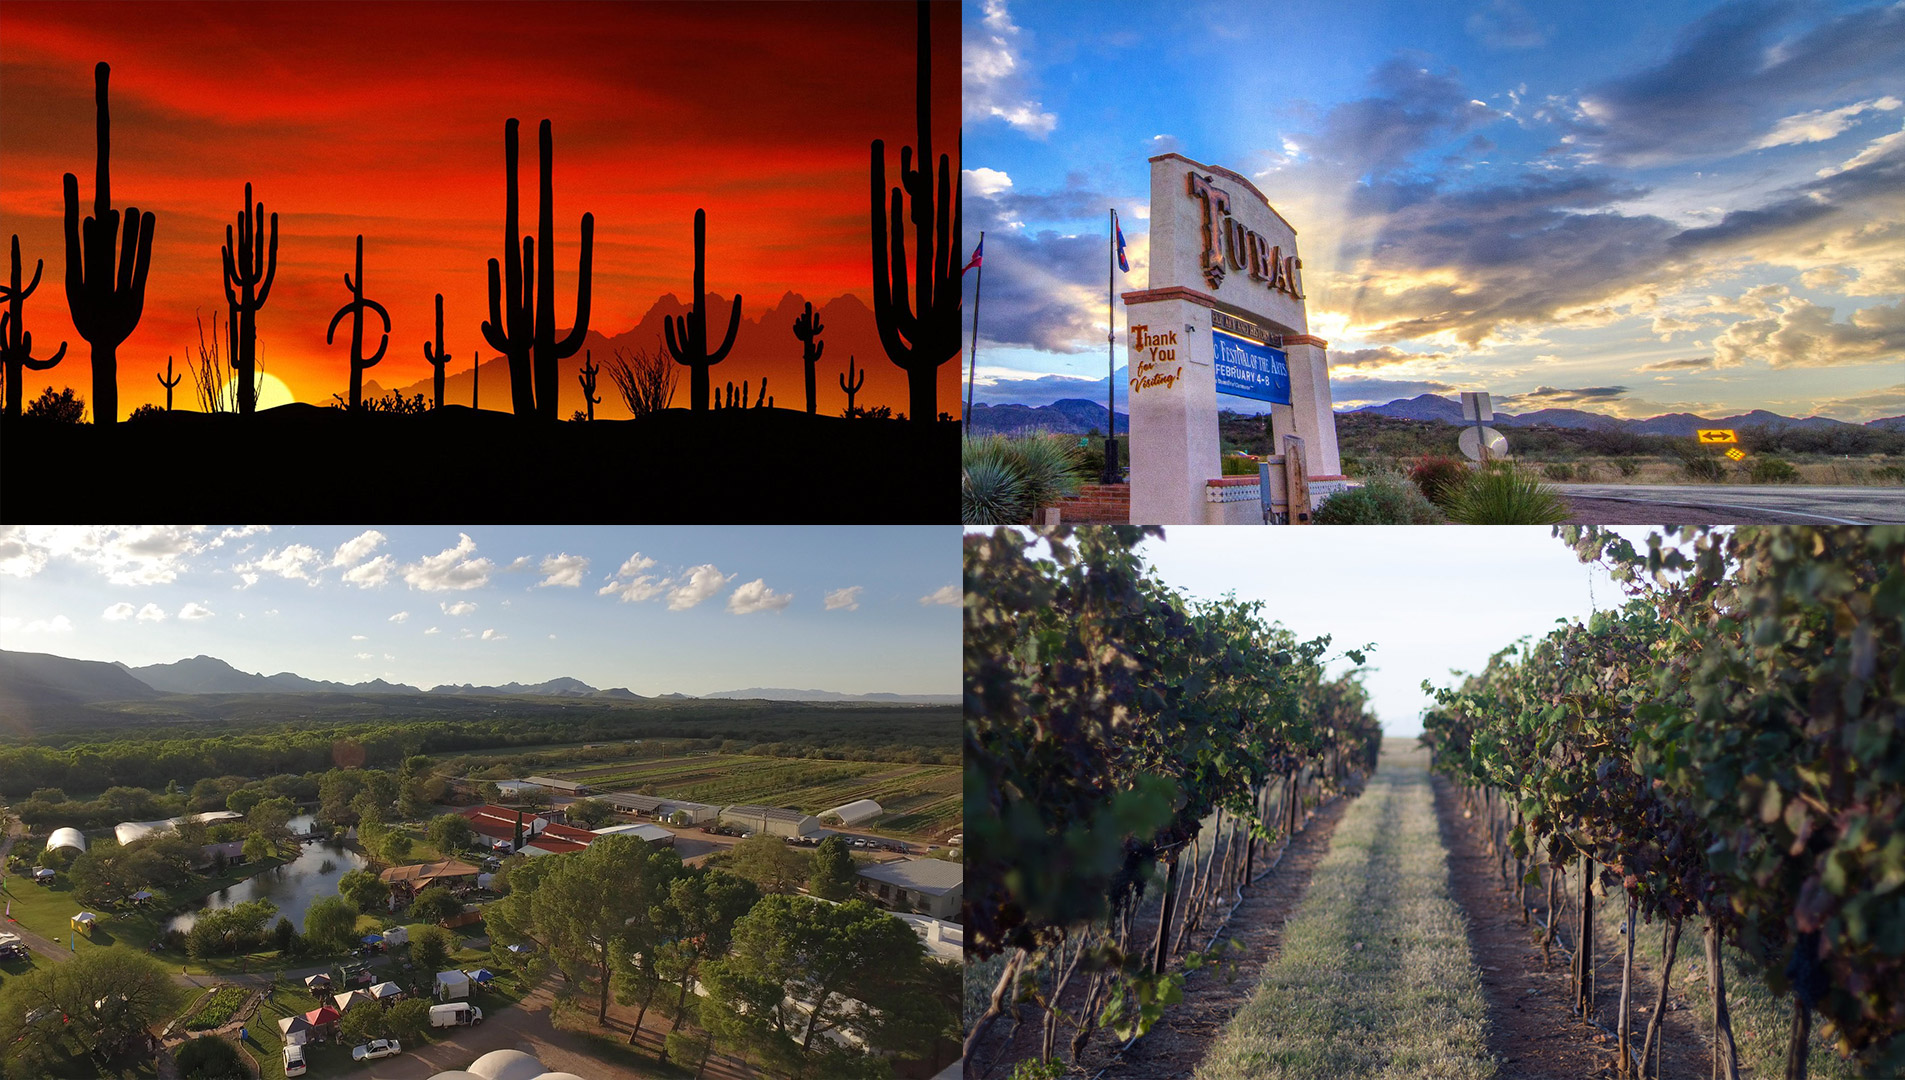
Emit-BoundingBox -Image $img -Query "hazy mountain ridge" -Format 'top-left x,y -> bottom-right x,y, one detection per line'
3,650 -> 951,707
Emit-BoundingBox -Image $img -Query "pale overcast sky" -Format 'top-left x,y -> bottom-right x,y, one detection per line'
1134,527 -> 1644,734
0,526 -> 961,695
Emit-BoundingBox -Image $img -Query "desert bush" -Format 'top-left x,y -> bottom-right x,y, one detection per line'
1678,453 -> 1725,482
1872,464 -> 1905,484
1220,453 -> 1262,476
174,1035 -> 244,1080
1613,457 -> 1640,477
22,385 -> 85,423
961,434 -> 1085,524
1406,455 -> 1469,507
1540,462 -> 1576,481
1312,474 -> 1445,524
1748,456 -> 1799,483
127,402 -> 165,422
1443,465 -> 1571,525
605,341 -> 677,419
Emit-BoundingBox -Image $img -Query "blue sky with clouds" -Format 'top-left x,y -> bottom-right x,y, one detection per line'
964,0 -> 1905,420
0,526 -> 960,695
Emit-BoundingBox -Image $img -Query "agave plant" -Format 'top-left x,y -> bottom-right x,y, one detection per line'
1443,464 -> 1571,525
961,434 -> 1085,524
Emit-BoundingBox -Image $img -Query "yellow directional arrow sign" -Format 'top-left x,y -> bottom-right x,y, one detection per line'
1726,448 -> 1746,461
1697,429 -> 1738,444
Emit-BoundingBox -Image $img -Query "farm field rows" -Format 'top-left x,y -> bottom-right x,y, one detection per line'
549,753 -> 961,840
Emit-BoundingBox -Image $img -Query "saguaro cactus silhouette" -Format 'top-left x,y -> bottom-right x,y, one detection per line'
839,354 -> 864,414
156,355 -> 180,411
792,301 -> 824,415
326,235 -> 390,410
577,349 -> 601,421
480,118 -> 594,421
1,235 -> 68,420
63,61 -> 156,425
221,181 -> 278,415
664,209 -> 741,412
871,0 -> 960,425
422,293 -> 450,409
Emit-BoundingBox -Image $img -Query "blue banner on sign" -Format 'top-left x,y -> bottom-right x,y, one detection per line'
1212,329 -> 1291,405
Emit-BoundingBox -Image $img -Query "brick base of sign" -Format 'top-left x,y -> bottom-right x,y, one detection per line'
1048,484 -> 1131,523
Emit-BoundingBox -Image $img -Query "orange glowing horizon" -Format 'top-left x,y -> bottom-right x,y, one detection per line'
0,0 -> 961,419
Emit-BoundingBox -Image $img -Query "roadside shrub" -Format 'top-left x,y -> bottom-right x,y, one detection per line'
1540,462 -> 1576,481
1443,465 -> 1571,525
1312,474 -> 1445,524
174,1035 -> 244,1080
1613,457 -> 1640,477
1407,455 -> 1469,508
960,434 -> 1085,524
1748,456 -> 1799,483
1872,464 -> 1905,484
1678,453 -> 1725,482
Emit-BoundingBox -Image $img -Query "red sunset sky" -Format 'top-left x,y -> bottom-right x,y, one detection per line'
0,0 -> 959,417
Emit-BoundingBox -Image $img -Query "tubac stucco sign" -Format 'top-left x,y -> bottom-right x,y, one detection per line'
1122,154 -> 1343,524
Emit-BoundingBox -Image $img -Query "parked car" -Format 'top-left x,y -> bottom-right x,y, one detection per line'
283,1044 -> 308,1076
352,1038 -> 402,1062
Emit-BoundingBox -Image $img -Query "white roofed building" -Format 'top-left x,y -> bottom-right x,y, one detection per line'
45,827 -> 87,853
590,823 -> 676,846
718,804 -> 819,838
820,799 -> 883,827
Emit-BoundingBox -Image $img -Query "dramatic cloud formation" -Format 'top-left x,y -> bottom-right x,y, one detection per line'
823,586 -> 863,611
964,0 -> 1055,136
0,526 -> 217,585
1713,294 -> 1905,368
728,579 -> 793,615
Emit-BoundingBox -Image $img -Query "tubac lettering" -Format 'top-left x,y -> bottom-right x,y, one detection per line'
1187,170 -> 1304,301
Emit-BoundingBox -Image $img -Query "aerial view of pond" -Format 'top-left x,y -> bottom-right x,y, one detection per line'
166,815 -> 367,933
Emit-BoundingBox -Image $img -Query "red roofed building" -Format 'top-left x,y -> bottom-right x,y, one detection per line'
461,805 -> 604,857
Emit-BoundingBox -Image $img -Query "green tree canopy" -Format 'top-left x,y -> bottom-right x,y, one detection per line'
411,887 -> 464,926
808,836 -> 858,901
0,946 -> 187,1065
719,835 -> 810,895
303,894 -> 360,955
338,868 -> 391,913
410,924 -> 459,979
426,813 -> 475,855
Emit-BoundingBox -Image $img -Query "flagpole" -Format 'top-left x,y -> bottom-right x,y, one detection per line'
1105,209 -> 1118,485
965,230 -> 985,435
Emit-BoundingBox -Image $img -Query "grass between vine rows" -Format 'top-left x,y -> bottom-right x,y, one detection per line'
1195,742 -> 1494,1080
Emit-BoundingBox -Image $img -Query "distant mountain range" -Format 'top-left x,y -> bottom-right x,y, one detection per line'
0,650 -> 954,710
967,394 -> 1904,438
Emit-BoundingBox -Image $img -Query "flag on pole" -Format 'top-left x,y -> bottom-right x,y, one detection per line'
1114,213 -> 1129,273
962,237 -> 984,275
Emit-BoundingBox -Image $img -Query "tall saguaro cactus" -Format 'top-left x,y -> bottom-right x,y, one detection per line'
663,208 -> 741,412
871,0 -> 960,425
577,349 -> 601,421
792,300 -> 824,415
481,118 -> 594,421
221,181 -> 278,415
422,293 -> 450,409
2,235 -> 68,419
156,356 -> 180,411
839,354 -> 864,414
326,235 -> 390,410
63,61 -> 156,425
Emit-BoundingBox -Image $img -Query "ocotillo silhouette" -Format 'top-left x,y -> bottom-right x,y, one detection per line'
221,181 -> 277,415
577,349 -> 600,421
839,354 -> 864,414
156,355 -> 180,411
480,118 -> 593,420
422,293 -> 450,409
1,234 -> 68,420
63,61 -> 156,425
792,300 -> 824,415
326,236 -> 390,410
663,208 -> 741,412
870,0 -> 960,426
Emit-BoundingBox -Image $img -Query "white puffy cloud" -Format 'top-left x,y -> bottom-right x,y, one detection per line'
402,533 -> 494,592
388,611 -> 409,623
668,565 -> 734,611
823,586 -> 863,611
537,554 -> 590,588
103,602 -> 136,621
424,626 -> 440,635
1756,96 -> 1902,149
728,579 -> 793,615
342,555 -> 394,588
2,526 -> 216,585
0,614 -> 73,634
440,601 -> 477,617
179,602 -> 215,621
135,602 -> 167,622
481,629 -> 506,641
1713,294 -> 1905,368
330,529 -> 387,568
964,0 -> 1057,136
919,585 -> 961,606
235,543 -> 323,584
599,552 -> 667,603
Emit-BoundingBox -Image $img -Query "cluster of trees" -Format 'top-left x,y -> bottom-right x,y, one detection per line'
1423,526 -> 1905,1079
705,835 -> 859,902
338,997 -> 430,1048
183,899 -> 279,959
964,526 -> 1385,1067
485,833 -> 956,1077
0,948 -> 187,1073
2,702 -> 957,798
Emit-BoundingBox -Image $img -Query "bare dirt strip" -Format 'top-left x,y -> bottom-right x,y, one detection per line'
1432,773 -> 1712,1080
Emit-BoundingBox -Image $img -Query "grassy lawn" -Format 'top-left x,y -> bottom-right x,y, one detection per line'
1197,743 -> 1494,1080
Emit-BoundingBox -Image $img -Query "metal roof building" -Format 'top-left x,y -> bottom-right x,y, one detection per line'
718,804 -> 820,838
820,799 -> 883,826
590,823 -> 676,846
45,827 -> 87,852
521,776 -> 589,794
598,792 -> 722,824
856,858 -> 963,919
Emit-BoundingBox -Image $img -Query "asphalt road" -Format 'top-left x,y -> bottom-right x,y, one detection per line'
1554,483 -> 1905,524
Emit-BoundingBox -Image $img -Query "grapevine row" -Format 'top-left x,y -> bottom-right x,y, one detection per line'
964,526 -> 1383,1070
1423,526 -> 1905,1080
